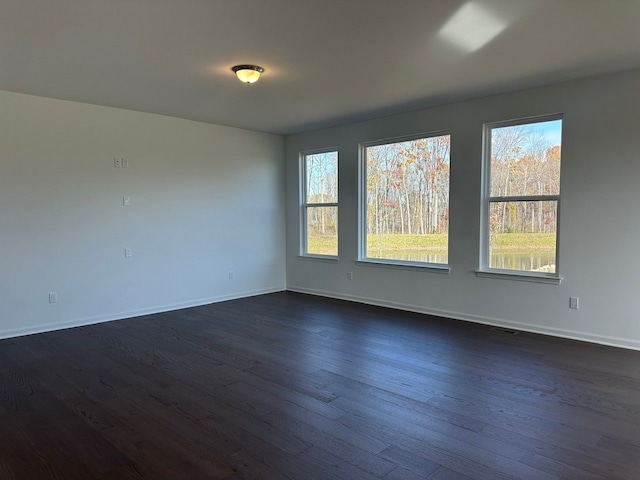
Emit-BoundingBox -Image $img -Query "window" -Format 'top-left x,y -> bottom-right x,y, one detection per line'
481,115 -> 562,277
361,132 -> 451,266
301,150 -> 338,257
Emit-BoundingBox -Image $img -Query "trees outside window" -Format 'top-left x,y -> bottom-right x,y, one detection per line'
362,133 -> 451,265
483,116 -> 562,275
301,151 -> 338,257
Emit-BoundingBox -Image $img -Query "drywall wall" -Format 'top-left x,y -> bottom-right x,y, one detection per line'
285,68 -> 640,350
0,91 -> 285,338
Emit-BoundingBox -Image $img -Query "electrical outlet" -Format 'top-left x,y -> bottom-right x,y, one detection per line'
125,248 -> 132,258
228,271 -> 234,280
49,292 -> 58,304
569,297 -> 579,309
123,195 -> 131,206
347,271 -> 353,280
114,157 -> 122,168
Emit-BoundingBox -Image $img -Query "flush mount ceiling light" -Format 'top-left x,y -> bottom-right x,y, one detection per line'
232,64 -> 264,84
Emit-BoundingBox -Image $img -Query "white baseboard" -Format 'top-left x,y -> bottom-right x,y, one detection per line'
286,285 -> 640,351
6,284 -> 638,352
0,286 -> 285,341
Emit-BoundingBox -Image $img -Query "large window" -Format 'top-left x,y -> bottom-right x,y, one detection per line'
301,150 -> 338,257
482,116 -> 562,277
361,133 -> 451,266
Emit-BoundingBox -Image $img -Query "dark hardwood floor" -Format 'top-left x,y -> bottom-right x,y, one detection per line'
1,292 -> 639,479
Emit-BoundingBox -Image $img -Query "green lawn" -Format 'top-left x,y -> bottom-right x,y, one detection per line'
307,232 -> 556,256
367,233 -> 449,250
489,232 -> 556,250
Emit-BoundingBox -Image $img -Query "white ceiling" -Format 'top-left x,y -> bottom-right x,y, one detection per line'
1,0 -> 640,135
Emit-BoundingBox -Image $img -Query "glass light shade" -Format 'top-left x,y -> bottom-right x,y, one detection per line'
232,65 -> 264,84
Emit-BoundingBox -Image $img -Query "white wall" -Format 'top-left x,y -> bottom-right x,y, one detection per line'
0,90 -> 285,339
285,68 -> 640,350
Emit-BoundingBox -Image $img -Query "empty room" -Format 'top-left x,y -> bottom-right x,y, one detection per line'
1,1 -> 640,479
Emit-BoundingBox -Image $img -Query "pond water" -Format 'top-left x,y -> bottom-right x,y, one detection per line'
490,252 -> 556,272
368,250 -> 556,273
369,251 -> 449,264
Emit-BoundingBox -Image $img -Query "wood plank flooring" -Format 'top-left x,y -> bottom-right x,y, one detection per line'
1,291 -> 639,479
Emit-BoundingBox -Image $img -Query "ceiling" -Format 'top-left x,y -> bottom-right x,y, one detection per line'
1,0 -> 640,135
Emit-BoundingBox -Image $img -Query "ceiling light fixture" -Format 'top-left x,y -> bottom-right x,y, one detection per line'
232,65 -> 264,84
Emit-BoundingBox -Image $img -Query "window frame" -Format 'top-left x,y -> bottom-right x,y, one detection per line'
478,114 -> 563,283
300,148 -> 339,259
358,131 -> 452,272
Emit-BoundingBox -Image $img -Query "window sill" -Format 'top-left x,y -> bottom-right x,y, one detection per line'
298,254 -> 339,263
356,259 -> 450,273
475,270 -> 561,285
